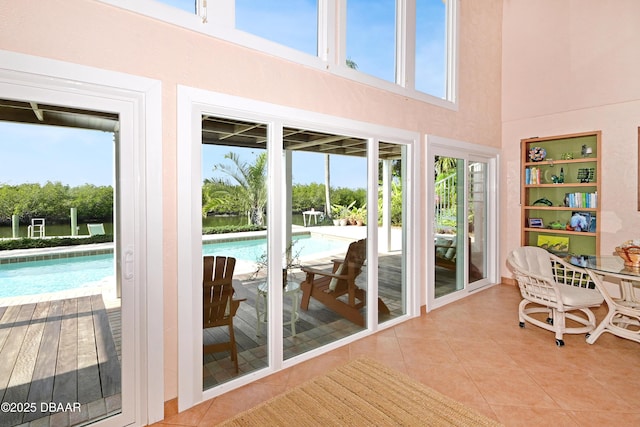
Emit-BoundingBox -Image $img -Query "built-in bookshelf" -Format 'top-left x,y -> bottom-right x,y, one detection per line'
521,131 -> 601,256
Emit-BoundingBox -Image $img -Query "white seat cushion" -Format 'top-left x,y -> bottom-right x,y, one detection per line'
557,283 -> 603,307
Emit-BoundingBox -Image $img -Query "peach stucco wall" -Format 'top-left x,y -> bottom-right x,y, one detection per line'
501,0 -> 640,279
0,0 -> 503,401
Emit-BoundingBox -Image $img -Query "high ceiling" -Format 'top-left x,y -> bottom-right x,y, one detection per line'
0,99 -> 402,160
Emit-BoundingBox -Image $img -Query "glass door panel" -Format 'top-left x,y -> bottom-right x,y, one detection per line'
468,161 -> 488,286
434,156 -> 464,297
377,142 -> 406,323
200,116 -> 268,389
0,114 -> 122,426
283,127 -> 368,359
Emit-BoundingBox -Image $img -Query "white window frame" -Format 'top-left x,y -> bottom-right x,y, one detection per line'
0,50 -> 164,426
425,135 -> 500,311
99,0 -> 458,109
177,85 -> 421,411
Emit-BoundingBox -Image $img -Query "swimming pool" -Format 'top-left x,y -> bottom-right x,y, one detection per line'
202,234 -> 348,261
0,253 -> 114,299
0,235 -> 350,298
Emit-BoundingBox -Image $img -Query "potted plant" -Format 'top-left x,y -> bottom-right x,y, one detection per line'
332,202 -> 355,226
330,204 -> 343,226
351,205 -> 367,226
252,241 -> 302,287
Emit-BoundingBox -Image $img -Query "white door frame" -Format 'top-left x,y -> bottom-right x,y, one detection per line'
177,85 -> 422,411
0,50 -> 164,426
425,135 -> 500,311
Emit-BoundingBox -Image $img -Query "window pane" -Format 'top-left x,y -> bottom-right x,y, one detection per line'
378,143 -> 406,325
155,0 -> 196,14
468,161 -> 488,283
434,156 -> 464,297
236,0 -> 318,56
346,0 -> 396,82
201,117 -> 269,389
415,0 -> 447,97
0,116 -> 120,426
284,128 -> 369,358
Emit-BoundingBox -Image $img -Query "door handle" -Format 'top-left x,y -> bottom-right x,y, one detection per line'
124,249 -> 134,279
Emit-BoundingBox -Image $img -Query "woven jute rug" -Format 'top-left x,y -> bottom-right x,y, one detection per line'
217,358 -> 502,426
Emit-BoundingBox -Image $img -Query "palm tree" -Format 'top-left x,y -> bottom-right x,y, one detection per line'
211,152 -> 267,226
324,154 -> 331,217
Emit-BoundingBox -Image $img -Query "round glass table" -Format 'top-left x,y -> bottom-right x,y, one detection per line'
568,255 -> 640,344
569,255 -> 640,304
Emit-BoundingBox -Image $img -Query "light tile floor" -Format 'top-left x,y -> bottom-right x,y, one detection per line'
151,284 -> 640,427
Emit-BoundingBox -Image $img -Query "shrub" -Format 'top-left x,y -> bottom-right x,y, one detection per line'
202,225 -> 266,235
0,234 -> 113,251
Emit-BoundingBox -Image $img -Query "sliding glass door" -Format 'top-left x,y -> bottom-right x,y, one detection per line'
427,138 -> 497,309
178,88 -> 419,410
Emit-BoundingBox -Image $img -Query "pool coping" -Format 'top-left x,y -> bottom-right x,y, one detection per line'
0,243 -> 115,265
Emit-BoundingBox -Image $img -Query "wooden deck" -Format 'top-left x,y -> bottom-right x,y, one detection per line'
0,294 -> 121,427
203,252 -> 409,388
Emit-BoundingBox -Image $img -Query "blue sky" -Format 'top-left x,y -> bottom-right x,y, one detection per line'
0,121 -> 366,188
0,1 -> 443,189
0,122 -> 114,187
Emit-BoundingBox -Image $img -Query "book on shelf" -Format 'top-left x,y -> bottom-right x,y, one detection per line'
525,167 -> 541,185
564,192 -> 597,208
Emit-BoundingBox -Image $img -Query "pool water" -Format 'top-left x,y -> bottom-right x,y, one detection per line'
0,254 -> 114,298
0,235 -> 349,299
202,235 -> 347,261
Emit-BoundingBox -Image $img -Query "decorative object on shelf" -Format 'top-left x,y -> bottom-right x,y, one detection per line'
569,212 -> 590,232
581,144 -> 593,157
528,146 -> 547,162
615,239 -> 640,268
577,168 -> 595,183
532,197 -> 553,206
528,218 -> 544,228
537,235 -> 569,255
560,152 -> 574,160
548,220 -> 564,230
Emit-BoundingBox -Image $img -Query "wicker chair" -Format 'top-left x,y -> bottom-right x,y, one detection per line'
507,246 -> 603,346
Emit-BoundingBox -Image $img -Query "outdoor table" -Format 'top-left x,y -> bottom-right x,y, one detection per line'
255,280 -> 302,337
302,210 -> 323,227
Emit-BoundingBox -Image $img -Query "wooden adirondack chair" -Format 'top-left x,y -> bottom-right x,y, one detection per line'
299,239 -> 390,327
203,256 -> 245,373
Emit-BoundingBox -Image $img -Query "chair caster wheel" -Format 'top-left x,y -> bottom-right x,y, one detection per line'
555,339 -> 564,347
546,317 -> 554,325
519,321 -> 525,328
585,333 -> 591,339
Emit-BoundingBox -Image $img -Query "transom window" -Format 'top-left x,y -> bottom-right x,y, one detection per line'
127,0 -> 457,104
235,0 -> 319,56
415,0 -> 447,98
346,0 -> 397,82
